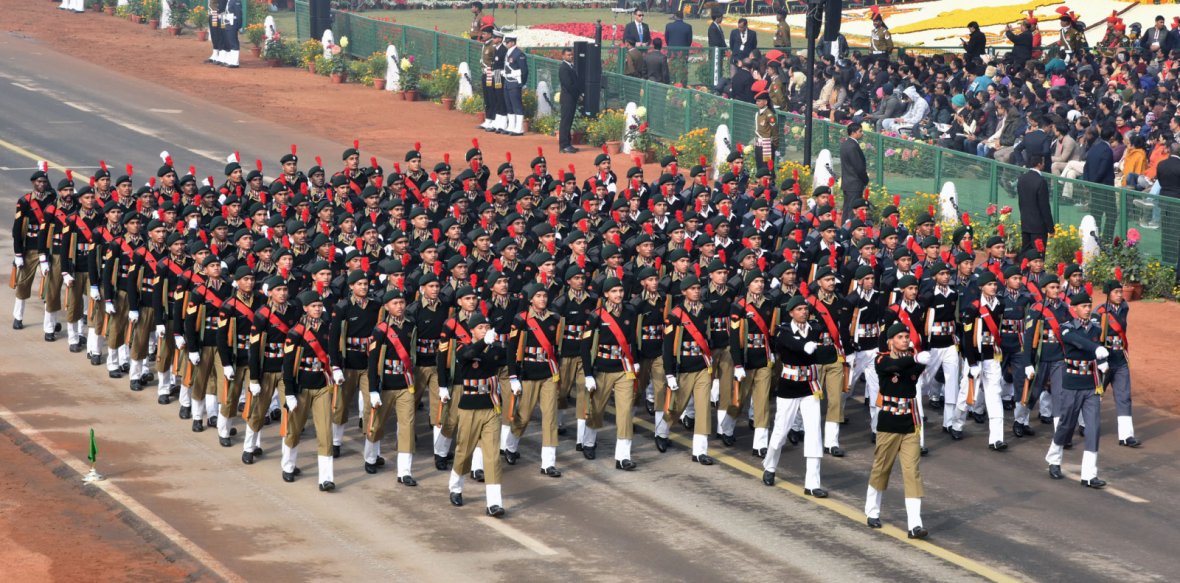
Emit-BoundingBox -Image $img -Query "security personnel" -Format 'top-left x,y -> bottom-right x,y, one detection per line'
182,255 -> 230,432
728,270 -> 777,456
773,10 -> 791,49
1045,292 -> 1109,488
807,266 -> 853,457
550,270 -> 598,447
502,34 -> 528,136
217,266 -> 261,447
503,283 -> 563,477
406,273 -> 450,469
329,271 -> 379,457
207,0 -> 227,65
1095,272 -> 1139,447
753,85 -> 779,176
126,220 -> 168,392
12,167 -> 54,332
762,294 -> 826,497
662,275 -> 716,465
221,0 -> 243,68
281,291 -> 338,491
1023,274 -> 1071,426
867,322 -> 929,538
244,276 -> 298,465
365,288 -> 419,485
478,25 -> 498,132
581,277 -> 640,469
445,314 -> 507,517
960,271 -> 1007,450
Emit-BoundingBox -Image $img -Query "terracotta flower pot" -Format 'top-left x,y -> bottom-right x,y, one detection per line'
105,6 -> 114,15
1123,282 -> 1144,302
197,30 -> 208,41
572,131 -> 585,145
405,90 -> 418,102
307,63 -> 316,73
149,19 -> 160,29
251,46 -> 262,58
168,26 -> 180,36
399,91 -> 406,101
644,150 -> 656,163
330,72 -> 346,84
522,118 -> 530,133
605,140 -> 622,155
441,97 -> 455,110
374,78 -> 386,90
130,15 -> 141,23
266,58 -> 281,67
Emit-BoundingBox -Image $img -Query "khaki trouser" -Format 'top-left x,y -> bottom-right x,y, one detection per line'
364,388 -> 415,452
441,383 -> 462,439
65,271 -> 89,323
413,365 -> 442,425
868,431 -> 924,497
557,356 -> 583,409
187,345 -> 223,401
332,368 -> 367,425
711,347 -> 734,397
282,387 -> 333,456
730,365 -> 774,429
42,256 -> 63,313
156,329 -> 177,374
588,371 -> 636,439
639,356 -> 667,407
246,371 -> 283,432
669,369 -> 713,436
819,361 -> 846,423
219,362 -> 250,419
508,378 -> 559,447
453,407 -> 502,484
105,291 -> 131,347
13,250 -> 40,300
129,306 -> 156,360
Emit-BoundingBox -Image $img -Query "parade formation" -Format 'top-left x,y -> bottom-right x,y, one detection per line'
8,128 -> 1139,535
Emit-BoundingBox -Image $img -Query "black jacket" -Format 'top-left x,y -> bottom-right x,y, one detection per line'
1017,169 -> 1053,234
840,137 -> 870,216
729,28 -> 758,62
623,21 -> 652,46
665,20 -> 693,48
707,21 -> 726,48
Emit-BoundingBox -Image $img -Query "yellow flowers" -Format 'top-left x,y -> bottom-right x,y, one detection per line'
340,36 -> 349,49
892,0 -> 1060,35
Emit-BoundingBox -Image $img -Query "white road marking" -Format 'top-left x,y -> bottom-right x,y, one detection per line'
11,82 -> 41,92
1061,465 -> 1149,503
480,515 -> 560,556
189,149 -> 229,163
48,121 -> 82,124
149,108 -> 183,114
100,118 -> 159,138
62,101 -> 93,112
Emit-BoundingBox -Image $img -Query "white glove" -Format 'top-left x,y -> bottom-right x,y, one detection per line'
129,310 -> 140,323
332,367 -> 345,384
803,341 -> 817,355
13,256 -> 24,268
104,301 -> 116,315
710,380 -> 720,404
223,10 -> 236,26
483,329 -> 497,345
769,352 -> 776,364
584,375 -> 597,392
666,375 -> 679,391
1097,361 -> 1109,373
369,391 -> 382,407
89,285 -> 100,300
1095,347 -> 1109,360
223,365 -> 235,381
63,273 -> 74,287
286,395 -> 298,412
188,351 -> 201,365
174,335 -> 186,350
734,366 -> 747,381
187,217 -> 198,230
1024,365 -> 1035,378
156,324 -> 166,337
38,258 -> 48,275
969,364 -> 981,378
632,363 -> 641,374
509,377 -> 522,395
845,353 -> 856,369
915,351 -> 931,365
439,386 -> 451,402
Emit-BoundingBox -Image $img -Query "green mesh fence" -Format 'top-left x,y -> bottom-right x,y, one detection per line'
294,1 -> 1175,264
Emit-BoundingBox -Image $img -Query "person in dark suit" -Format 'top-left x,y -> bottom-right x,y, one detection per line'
665,12 -> 693,48
728,57 -> 755,103
1017,154 -> 1054,253
1004,20 -> 1033,71
1084,126 -> 1116,238
729,18 -> 758,64
963,21 -> 986,66
558,47 -> 581,154
707,12 -> 726,49
1012,114 -> 1051,168
1156,142 -> 1180,269
623,9 -> 652,47
644,38 -> 670,84
840,123 -> 870,218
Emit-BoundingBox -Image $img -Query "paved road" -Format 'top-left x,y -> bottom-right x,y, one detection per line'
1,31 -> 1178,583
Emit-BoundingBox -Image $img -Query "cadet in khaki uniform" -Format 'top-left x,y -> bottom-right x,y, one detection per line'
867,322 -> 930,539
439,286 -> 485,480
550,269 -> 597,448
10,168 -> 54,333
753,85 -> 779,177
807,266 -> 853,457
329,271 -> 379,457
217,266 -> 261,447
60,185 -> 101,353
581,277 -> 640,470
661,275 -> 717,465
631,267 -> 668,448
152,233 -> 187,401
281,291 -> 338,491
182,255 -> 230,432
126,220 -> 168,392
727,270 -> 778,456
406,273 -> 449,469
101,210 -> 144,378
243,276 -> 298,465
364,288 -> 419,486
446,314 -> 507,517
502,283 -> 563,477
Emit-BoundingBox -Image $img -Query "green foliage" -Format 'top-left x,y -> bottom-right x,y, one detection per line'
1143,260 -> 1176,300
421,64 -> 459,100
348,59 -> 370,85
587,109 -> 626,147
522,89 -> 538,120
126,0 -> 144,17
263,37 -> 293,64
399,56 -> 421,92
459,93 -> 485,115
672,128 -> 713,171
532,114 -> 559,137
247,0 -> 269,27
167,0 -> 189,28
313,54 -> 332,77
367,51 -> 388,79
299,39 -> 323,69
141,0 -> 160,20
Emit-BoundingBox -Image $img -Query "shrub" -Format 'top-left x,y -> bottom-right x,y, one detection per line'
245,23 -> 266,47
367,51 -> 388,81
532,114 -> 559,137
421,64 -> 459,100
299,39 -> 323,69
587,109 -> 627,147
673,127 -> 713,170
460,93 -> 485,115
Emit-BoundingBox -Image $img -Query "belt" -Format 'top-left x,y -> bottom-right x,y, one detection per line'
345,336 -> 370,352
641,324 -> 663,341
709,317 -> 727,332
1106,337 -> 1124,350
929,321 -> 954,335
299,357 -> 324,372
1001,319 -> 1021,334
1042,331 -> 1059,344
780,365 -> 812,381
563,324 -> 586,341
416,338 -> 440,352
523,346 -> 551,363
746,333 -> 766,348
880,395 -> 914,415
461,377 -> 496,395
264,341 -> 284,359
856,323 -> 880,337
1064,358 -> 1092,375
596,346 -> 624,361
383,358 -> 406,375
680,341 -> 704,357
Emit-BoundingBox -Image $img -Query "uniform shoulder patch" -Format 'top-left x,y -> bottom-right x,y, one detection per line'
284,342 -> 294,353
664,325 -> 674,334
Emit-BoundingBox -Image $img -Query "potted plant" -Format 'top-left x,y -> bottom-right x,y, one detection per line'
188,4 -> 208,40
368,52 -> 388,90
399,55 -> 420,101
588,109 -> 627,152
431,64 -> 459,109
625,120 -> 656,161
104,0 -> 116,16
167,0 -> 189,35
459,93 -> 485,122
126,0 -> 143,22
571,112 -> 591,145
262,35 -> 290,67
142,0 -> 161,28
245,23 -> 266,58
326,41 -> 349,83
300,39 -> 322,73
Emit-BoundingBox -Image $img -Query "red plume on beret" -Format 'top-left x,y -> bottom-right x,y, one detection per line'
1035,239 -> 1045,253
315,155 -> 323,167
1085,282 -> 1093,296
961,212 -> 970,227
933,225 -> 941,239
100,160 -> 108,172
1057,263 -> 1066,278
1074,250 -> 1083,265
414,141 -> 421,152
127,164 -> 134,176
998,224 -> 1006,238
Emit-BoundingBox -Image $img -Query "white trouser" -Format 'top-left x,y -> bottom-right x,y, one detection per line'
918,345 -> 959,402
851,350 -> 880,432
964,359 -> 1004,443
318,455 -> 334,484
1046,444 -> 1099,480
764,396 -> 822,490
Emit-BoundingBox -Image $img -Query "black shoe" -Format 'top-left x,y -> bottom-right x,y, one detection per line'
721,433 -> 736,447
282,471 -> 295,482
971,411 -> 987,424
108,370 -> 122,379
645,400 -> 655,415
292,467 -> 302,476
1063,441 -> 1073,450
542,466 -> 564,477
319,481 -> 335,492
12,319 -> 22,330
805,488 -> 828,498
582,445 -> 596,460
1039,415 -> 1053,425
90,354 -> 102,366
949,428 -> 963,440
989,441 -> 1008,451
120,363 -> 129,373
557,426 -> 568,436
398,475 -> 418,487
824,446 -> 845,457
264,415 -> 272,426
907,526 -> 929,539
252,447 -> 262,457
332,444 -> 341,458
170,385 -> 179,396
1048,464 -> 1063,480
358,418 -> 362,431
1002,399 -> 1015,411
270,409 -> 281,421
140,372 -> 154,383
1021,424 -> 1036,436
179,406 -> 191,419
130,379 -> 143,391
191,420 -> 204,432
486,505 -> 505,518
681,416 -> 695,431
748,419 -> 755,430
1080,477 -> 1107,489
928,397 -> 943,409
762,470 -> 775,486
241,451 -> 254,465
44,333 -> 56,342
503,449 -> 520,465
787,429 -> 802,445
614,460 -> 636,471
207,416 -> 217,428
219,437 -> 232,447
575,443 -> 584,452
692,454 -> 715,465
158,395 -> 170,405
1078,425 -> 1086,438
472,469 -> 484,483
560,147 -> 578,154
146,351 -> 155,363
1119,436 -> 1142,448
1012,422 -> 1025,438
920,446 -> 929,456
755,448 -> 767,458
374,456 -> 385,467
434,454 -> 449,470
237,401 -> 245,413
450,492 -> 464,506
867,517 -> 882,528
654,436 -> 669,453
364,462 -> 379,474
230,427 -> 237,436
870,433 -> 877,444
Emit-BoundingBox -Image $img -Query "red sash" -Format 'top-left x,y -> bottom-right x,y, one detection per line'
193,283 -> 226,309
737,298 -> 772,360
225,296 -> 256,321
671,307 -> 713,366
294,323 -> 333,384
445,318 -> 473,345
1032,303 -> 1063,346
258,306 -> 291,336
137,247 -> 160,274
889,304 -> 922,352
598,307 -> 637,371
973,300 -> 1001,344
377,321 -> 415,386
1026,279 -> 1043,303
1096,305 -> 1129,353
806,296 -> 845,357
25,195 -> 46,224
524,312 -> 559,377
73,216 -> 95,243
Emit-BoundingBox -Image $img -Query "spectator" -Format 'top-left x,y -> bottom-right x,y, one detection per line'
1005,20 -> 1033,71
1085,126 -> 1117,238
623,8 -> 651,47
867,83 -> 903,131
664,11 -> 692,48
644,38 -> 670,84
962,21 -> 986,66
1017,154 -> 1054,252
1156,143 -> 1180,266
1142,15 -> 1173,56
730,18 -> 758,64
729,57 -> 755,103
624,40 -> 647,79
707,10 -> 726,88
1121,133 -> 1148,188
1050,121 -> 1079,176
881,86 -> 928,134
1010,113 -> 1050,167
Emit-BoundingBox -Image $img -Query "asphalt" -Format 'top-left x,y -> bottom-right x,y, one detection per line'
2,30 -> 1179,583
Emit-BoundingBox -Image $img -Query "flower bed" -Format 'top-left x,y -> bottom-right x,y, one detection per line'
526,22 -> 701,47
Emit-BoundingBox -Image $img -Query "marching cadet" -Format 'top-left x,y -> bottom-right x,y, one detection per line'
878,275 -> 926,449
846,265 -> 885,440
998,267 -> 1036,438
1096,271 -> 1140,447
328,271 -> 379,458
42,174 -> 75,342
243,276 -> 298,465
11,165 -> 55,332
102,211 -> 145,379
703,259 -> 735,440
61,184 -> 101,353
762,295 -> 826,497
550,268 -> 598,448
281,291 -> 339,491
1023,274 -> 1071,426
632,267 -> 667,421
216,266 -> 261,447
806,266 -> 853,457
152,233 -> 187,403
753,85 -> 779,177
439,286 -> 488,480
581,277 -> 640,469
445,314 -> 508,517
727,270 -> 777,456
1045,292 -> 1110,488
502,283 -> 563,477
960,271 -> 1008,451
407,273 -> 448,470
365,288 -> 419,485
126,220 -> 168,392
916,262 -> 959,427
183,255 -> 230,433
866,322 -> 930,538
168,243 -> 209,415
662,275 -> 717,465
